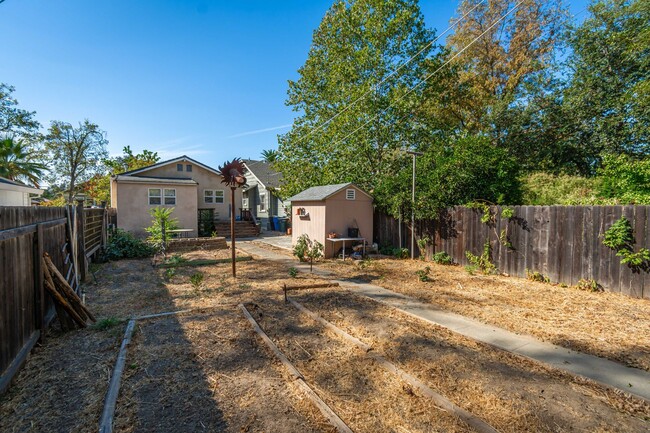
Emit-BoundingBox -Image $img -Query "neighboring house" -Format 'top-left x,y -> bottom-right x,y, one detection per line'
288,183 -> 373,258
242,159 -> 286,230
110,155 -> 243,237
0,177 -> 43,206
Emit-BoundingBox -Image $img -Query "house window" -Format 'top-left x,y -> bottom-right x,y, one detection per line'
204,189 -> 224,204
242,198 -> 249,209
259,193 -> 267,212
346,189 -> 356,200
177,163 -> 183,171
164,188 -> 176,205
148,188 -> 161,205
186,164 -> 192,172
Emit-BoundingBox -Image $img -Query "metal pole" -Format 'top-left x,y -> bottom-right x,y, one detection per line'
405,150 -> 422,260
231,187 -> 236,278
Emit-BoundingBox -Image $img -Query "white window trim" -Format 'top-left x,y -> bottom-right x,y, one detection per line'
259,193 -> 267,212
204,189 -> 224,204
148,188 -> 162,205
346,189 -> 356,200
163,188 -> 176,205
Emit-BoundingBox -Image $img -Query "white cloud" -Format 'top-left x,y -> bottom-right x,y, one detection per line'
227,123 -> 292,139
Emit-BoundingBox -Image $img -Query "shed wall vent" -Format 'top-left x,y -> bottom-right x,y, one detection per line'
346,189 -> 356,200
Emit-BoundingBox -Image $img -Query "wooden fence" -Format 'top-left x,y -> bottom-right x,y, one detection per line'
374,206 -> 650,299
0,204 -> 108,395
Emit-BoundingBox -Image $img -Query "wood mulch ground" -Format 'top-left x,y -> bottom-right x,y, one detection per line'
316,256 -> 650,372
2,246 -> 648,432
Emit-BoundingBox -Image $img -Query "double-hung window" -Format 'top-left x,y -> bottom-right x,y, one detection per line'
149,188 -> 176,205
204,189 -> 224,204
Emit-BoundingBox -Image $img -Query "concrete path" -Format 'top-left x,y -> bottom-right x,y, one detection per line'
238,242 -> 650,403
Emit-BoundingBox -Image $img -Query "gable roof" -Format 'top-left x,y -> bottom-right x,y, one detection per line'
0,176 -> 44,194
287,183 -> 371,202
113,175 -> 198,185
118,155 -> 221,177
242,159 -> 283,189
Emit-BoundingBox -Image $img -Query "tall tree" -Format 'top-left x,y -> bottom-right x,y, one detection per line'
260,149 -> 278,163
276,0 -> 438,199
44,120 -> 108,203
0,83 -> 40,139
0,137 -> 46,186
421,0 -> 569,171
561,0 -> 650,165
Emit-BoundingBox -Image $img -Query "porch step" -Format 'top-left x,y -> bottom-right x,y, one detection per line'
213,221 -> 260,238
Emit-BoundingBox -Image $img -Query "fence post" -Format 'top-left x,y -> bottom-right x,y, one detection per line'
76,200 -> 87,282
33,223 -> 45,341
100,201 -> 107,250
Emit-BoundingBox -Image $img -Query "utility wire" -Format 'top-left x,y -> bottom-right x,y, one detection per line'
329,0 -> 526,149
293,0 -> 487,144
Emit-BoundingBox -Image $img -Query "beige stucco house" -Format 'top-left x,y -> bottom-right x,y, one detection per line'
110,156 -> 242,237
288,183 -> 373,258
0,177 -> 43,206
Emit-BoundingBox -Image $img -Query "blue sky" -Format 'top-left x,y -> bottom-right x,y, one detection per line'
1,0 -> 588,168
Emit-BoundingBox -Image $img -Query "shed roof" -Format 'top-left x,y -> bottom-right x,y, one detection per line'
287,183 -> 371,202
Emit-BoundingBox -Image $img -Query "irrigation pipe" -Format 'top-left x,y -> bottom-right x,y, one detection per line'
288,298 -> 500,433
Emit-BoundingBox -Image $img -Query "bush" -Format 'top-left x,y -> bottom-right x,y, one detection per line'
393,247 -> 409,259
145,207 -> 179,252
432,251 -> 453,265
465,241 -> 497,275
526,269 -> 550,283
190,272 -> 204,289
415,266 -> 431,282
104,229 -> 155,260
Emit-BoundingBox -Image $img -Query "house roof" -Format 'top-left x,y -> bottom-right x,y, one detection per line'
287,183 -> 371,202
242,159 -> 283,189
0,176 -> 44,195
113,175 -> 198,185
118,155 -> 221,177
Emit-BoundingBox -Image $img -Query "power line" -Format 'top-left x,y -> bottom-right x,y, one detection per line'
293,0 -> 487,145
329,0 -> 527,149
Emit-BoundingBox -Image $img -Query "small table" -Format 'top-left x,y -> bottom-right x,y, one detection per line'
326,237 -> 365,260
167,229 -> 194,239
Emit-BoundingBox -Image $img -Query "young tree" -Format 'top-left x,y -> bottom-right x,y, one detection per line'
0,136 -> 47,186
44,120 -> 108,203
276,0 -> 438,199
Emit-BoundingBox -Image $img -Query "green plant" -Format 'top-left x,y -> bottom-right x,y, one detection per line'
92,317 -> 121,331
464,265 -> 478,275
465,241 -> 497,275
526,269 -> 550,283
145,207 -> 179,252
416,236 -> 429,260
576,278 -> 602,292
603,216 -> 650,269
379,242 -> 394,255
189,272 -> 204,290
164,267 -> 176,281
432,251 -> 453,265
393,247 -> 409,259
293,234 -> 324,272
415,266 -> 431,282
104,229 -> 155,260
165,254 -> 187,267
467,201 -> 515,248
288,267 -> 298,278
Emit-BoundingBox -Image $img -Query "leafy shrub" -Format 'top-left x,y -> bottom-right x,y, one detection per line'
165,254 -> 187,267
293,234 -> 324,272
603,216 -> 650,269
92,317 -> 121,330
190,272 -> 204,289
164,267 -> 176,281
520,172 -> 607,205
432,251 -> 453,265
526,269 -> 550,283
393,247 -> 409,259
288,267 -> 298,278
379,242 -> 394,255
576,278 -> 602,292
145,207 -> 179,252
465,241 -> 497,275
104,229 -> 154,260
415,266 -> 431,282
416,236 -> 429,260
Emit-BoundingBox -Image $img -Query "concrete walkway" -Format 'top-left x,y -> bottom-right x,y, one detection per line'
238,242 -> 650,403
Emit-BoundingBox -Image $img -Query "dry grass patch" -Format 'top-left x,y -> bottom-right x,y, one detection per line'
320,257 -> 650,371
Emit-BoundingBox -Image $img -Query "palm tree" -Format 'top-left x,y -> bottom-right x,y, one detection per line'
261,148 -> 278,163
0,137 -> 46,187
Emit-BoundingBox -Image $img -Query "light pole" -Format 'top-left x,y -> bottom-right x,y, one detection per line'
406,150 -> 422,259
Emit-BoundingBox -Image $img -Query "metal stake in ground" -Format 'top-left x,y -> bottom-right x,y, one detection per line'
217,158 -> 247,278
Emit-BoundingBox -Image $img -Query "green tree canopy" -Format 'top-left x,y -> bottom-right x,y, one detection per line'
276,0 -> 439,200
44,119 -> 109,203
0,136 -> 47,186
0,83 -> 41,140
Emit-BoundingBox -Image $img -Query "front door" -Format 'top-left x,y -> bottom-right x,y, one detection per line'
197,209 -> 215,237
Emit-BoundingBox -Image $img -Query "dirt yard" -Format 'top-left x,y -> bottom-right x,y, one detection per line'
316,255 -> 650,372
1,246 -> 648,432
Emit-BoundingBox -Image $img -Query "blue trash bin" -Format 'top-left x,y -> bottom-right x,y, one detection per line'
271,216 -> 279,231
